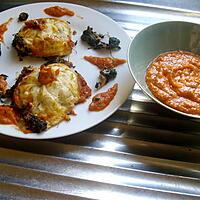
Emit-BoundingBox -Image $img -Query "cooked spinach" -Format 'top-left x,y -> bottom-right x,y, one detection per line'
12,33 -> 31,60
19,109 -> 47,133
109,37 -> 121,50
81,26 -> 103,47
81,26 -> 120,50
95,68 -> 117,89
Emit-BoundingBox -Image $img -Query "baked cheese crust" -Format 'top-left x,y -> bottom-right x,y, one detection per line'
12,18 -> 73,58
13,63 -> 80,128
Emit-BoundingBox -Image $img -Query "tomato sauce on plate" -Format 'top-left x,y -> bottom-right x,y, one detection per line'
0,18 -> 12,42
0,106 -> 18,125
146,51 -> 200,115
89,83 -> 118,111
44,6 -> 75,17
84,56 -> 126,69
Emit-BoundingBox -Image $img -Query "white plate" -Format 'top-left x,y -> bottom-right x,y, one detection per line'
0,2 -> 134,139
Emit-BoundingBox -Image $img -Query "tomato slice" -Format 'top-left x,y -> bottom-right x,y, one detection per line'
89,83 -> 118,111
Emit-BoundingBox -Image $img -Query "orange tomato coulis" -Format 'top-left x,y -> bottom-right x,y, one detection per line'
146,51 -> 200,114
0,18 -> 12,42
89,83 -> 118,111
84,56 -> 126,70
0,106 -> 30,133
0,106 -> 18,125
44,6 -> 75,17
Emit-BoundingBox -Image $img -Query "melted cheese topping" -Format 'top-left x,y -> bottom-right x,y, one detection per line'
13,63 -> 80,127
18,18 -> 73,57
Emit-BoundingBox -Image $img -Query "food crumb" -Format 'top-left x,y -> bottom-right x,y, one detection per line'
76,15 -> 84,19
73,30 -> 77,35
18,12 -> 29,22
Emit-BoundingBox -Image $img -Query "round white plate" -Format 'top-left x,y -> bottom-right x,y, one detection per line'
0,2 -> 134,139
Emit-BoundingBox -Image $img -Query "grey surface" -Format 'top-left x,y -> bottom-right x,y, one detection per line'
0,0 -> 200,200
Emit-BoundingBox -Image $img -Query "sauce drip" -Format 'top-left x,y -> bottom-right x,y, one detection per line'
146,51 -> 200,115
44,6 -> 75,17
0,18 -> 13,42
89,83 -> 118,111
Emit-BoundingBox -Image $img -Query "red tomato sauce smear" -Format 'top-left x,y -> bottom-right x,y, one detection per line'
84,56 -> 126,70
0,106 -> 30,133
0,106 -> 18,125
44,6 -> 75,17
146,51 -> 200,115
0,18 -> 12,42
89,83 -> 118,111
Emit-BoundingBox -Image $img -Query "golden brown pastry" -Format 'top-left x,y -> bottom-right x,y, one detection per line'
12,18 -> 74,58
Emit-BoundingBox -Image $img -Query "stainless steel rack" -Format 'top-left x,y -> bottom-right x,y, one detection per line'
0,0 -> 199,199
